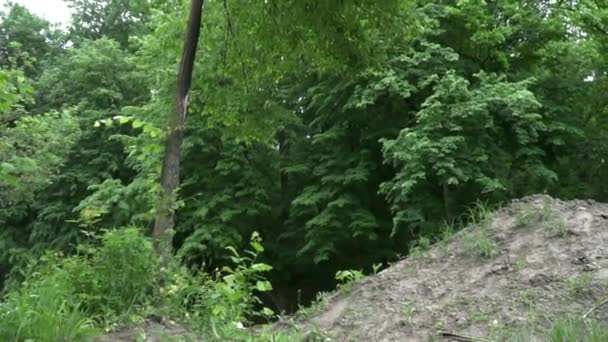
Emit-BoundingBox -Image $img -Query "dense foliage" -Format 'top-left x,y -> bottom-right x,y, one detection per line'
0,228 -> 279,341
2,0 -> 608,329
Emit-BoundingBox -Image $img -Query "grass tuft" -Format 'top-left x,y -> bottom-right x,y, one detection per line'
549,318 -> 608,342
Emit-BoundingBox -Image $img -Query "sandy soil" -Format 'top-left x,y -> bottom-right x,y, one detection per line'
288,195 -> 608,341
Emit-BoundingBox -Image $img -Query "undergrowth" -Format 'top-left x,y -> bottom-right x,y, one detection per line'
0,228 -> 295,342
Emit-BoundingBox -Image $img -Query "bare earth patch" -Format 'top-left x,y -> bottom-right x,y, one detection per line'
287,195 -> 608,341
95,318 -> 195,342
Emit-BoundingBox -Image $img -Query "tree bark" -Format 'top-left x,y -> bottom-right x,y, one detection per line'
153,0 -> 204,253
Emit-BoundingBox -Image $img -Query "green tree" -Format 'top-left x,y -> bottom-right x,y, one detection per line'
0,3 -> 65,76
66,0 -> 152,47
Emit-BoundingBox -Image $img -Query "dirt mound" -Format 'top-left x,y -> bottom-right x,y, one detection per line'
286,195 -> 608,341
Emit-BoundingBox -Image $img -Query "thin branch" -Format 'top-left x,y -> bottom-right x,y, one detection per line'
440,332 -> 491,342
222,0 -> 250,91
582,297 -> 608,319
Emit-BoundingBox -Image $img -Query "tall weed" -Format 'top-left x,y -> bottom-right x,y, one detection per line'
0,226 -> 157,340
0,255 -> 96,341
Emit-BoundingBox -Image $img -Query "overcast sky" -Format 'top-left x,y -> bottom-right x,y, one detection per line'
1,0 -> 72,26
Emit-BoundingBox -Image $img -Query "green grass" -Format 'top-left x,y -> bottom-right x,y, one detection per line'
514,256 -> 527,272
469,309 -> 490,323
409,236 -> 432,259
295,291 -> 331,319
494,317 -> 608,342
463,227 -> 497,258
0,227 -> 159,341
0,271 -> 96,342
549,318 -> 608,342
461,201 -> 498,259
547,217 -> 570,238
512,198 -> 569,237
513,199 -> 553,229
566,273 -> 593,297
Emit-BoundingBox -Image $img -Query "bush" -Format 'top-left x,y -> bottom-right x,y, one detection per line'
91,227 -> 159,317
64,226 -> 159,321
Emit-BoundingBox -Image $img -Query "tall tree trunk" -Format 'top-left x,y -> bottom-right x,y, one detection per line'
153,0 -> 204,253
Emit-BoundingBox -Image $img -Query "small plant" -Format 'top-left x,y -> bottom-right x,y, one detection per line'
513,199 -> 552,229
513,207 -> 542,228
547,217 -> 570,238
458,201 -> 498,259
497,317 -> 608,341
469,309 -> 490,323
244,326 -> 305,342
518,290 -> 541,323
466,200 -> 494,230
409,236 -> 431,259
463,228 -> 496,259
514,256 -> 527,272
89,226 -> 160,319
518,290 -> 536,309
296,291 -> 331,319
335,269 -> 364,293
513,199 -> 570,237
439,222 -> 456,246
433,320 -> 445,330
372,262 -> 383,274
401,301 -> 417,324
307,327 -> 333,342
163,232 -> 275,340
566,273 -> 593,297
503,330 -> 534,342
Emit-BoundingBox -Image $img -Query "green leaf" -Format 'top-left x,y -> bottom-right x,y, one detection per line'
251,263 -> 273,272
250,241 -> 264,253
255,280 -> 273,292
2,174 -> 18,186
132,119 -> 144,128
260,307 -> 274,317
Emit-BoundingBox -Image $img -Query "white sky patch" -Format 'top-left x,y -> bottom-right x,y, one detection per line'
1,0 -> 72,26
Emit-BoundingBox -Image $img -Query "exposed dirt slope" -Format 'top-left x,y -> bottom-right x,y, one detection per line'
288,195 -> 608,341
